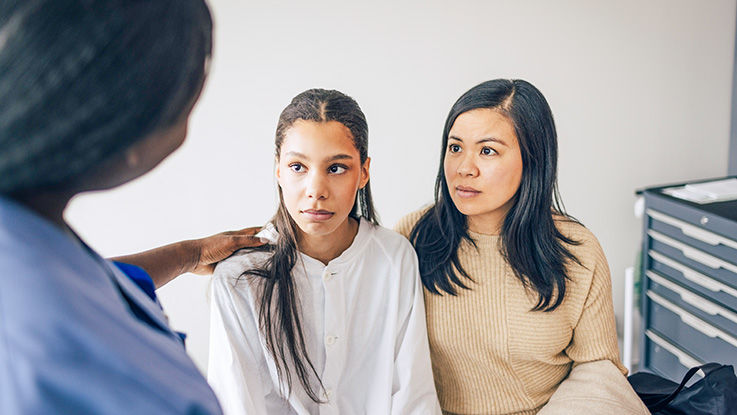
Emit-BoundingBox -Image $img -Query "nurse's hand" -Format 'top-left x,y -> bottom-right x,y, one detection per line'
111,227 -> 266,288
188,227 -> 266,275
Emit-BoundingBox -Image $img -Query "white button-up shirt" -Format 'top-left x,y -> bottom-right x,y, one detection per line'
208,219 -> 440,415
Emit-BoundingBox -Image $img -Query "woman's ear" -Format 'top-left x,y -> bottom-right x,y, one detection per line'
359,157 -> 370,189
274,158 -> 282,184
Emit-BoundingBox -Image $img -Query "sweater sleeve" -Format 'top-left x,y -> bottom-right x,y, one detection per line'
541,229 -> 643,412
562,230 -> 627,375
539,360 -> 649,415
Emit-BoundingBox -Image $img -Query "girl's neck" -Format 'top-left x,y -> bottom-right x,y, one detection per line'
297,217 -> 360,265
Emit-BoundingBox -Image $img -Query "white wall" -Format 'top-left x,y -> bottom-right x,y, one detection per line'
66,0 -> 736,372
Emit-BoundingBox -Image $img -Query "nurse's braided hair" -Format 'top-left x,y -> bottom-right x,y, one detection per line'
0,0 -> 212,194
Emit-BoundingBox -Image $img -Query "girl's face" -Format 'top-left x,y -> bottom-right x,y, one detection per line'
444,108 -> 523,234
277,120 -> 370,239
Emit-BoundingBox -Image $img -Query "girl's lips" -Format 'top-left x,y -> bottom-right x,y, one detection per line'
455,186 -> 481,198
301,209 -> 334,221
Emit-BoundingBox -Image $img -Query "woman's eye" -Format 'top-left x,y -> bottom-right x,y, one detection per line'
328,164 -> 346,174
481,147 -> 497,156
289,163 -> 304,172
449,144 -> 461,153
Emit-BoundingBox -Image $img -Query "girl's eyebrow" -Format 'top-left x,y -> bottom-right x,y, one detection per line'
283,151 -> 355,162
326,154 -> 354,162
449,135 -> 508,146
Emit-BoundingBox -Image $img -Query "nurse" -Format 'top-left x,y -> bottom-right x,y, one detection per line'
0,1 -> 257,413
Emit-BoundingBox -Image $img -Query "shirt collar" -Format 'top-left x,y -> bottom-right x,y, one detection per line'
0,195 -> 82,260
257,217 -> 373,272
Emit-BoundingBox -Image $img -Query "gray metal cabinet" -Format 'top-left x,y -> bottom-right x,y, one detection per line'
640,179 -> 737,380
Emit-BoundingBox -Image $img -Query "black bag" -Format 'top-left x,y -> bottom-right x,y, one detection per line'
627,363 -> 737,414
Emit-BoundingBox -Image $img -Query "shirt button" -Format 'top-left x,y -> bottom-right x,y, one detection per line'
325,388 -> 333,400
323,271 -> 335,282
326,335 -> 337,345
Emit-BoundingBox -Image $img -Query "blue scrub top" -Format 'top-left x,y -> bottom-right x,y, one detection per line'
0,196 -> 222,414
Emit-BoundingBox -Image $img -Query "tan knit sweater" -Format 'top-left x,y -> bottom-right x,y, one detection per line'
395,209 -> 625,415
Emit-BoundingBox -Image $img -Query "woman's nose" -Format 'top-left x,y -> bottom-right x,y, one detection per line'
456,154 -> 479,177
305,172 -> 328,199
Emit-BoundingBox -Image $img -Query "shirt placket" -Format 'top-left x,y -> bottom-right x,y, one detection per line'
319,265 -> 344,415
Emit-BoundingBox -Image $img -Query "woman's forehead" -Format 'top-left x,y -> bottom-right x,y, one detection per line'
281,120 -> 358,160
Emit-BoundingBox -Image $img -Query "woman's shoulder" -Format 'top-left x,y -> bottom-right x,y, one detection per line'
554,216 -> 609,285
393,205 -> 433,239
365,221 -> 417,259
554,216 -> 600,250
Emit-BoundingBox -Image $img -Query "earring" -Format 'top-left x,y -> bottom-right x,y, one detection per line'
125,149 -> 139,168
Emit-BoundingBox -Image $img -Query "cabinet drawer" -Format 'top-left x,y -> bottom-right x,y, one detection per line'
645,291 -> 737,368
647,209 -> 737,266
646,270 -> 737,335
649,250 -> 737,313
648,230 -> 737,292
644,190 -> 737,241
644,330 -> 703,382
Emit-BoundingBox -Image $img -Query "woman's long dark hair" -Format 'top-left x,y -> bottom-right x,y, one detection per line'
0,0 -> 212,194
409,79 -> 580,311
243,89 -> 378,402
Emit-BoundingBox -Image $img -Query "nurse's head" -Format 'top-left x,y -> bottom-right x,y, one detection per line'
0,0 -> 213,198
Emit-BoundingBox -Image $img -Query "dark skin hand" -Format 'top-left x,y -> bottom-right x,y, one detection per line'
112,227 -> 265,289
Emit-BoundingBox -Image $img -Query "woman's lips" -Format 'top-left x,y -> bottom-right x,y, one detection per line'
455,185 -> 481,198
301,209 -> 334,221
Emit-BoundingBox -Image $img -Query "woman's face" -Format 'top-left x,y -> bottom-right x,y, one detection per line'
444,108 -> 523,234
277,120 -> 370,239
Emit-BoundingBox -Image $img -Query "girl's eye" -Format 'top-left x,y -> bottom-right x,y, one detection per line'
448,144 -> 461,153
481,147 -> 497,156
328,164 -> 346,174
289,163 -> 305,173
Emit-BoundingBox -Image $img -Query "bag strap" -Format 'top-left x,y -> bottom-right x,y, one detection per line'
650,363 -> 723,412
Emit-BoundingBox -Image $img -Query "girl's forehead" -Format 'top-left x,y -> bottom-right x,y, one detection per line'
281,120 -> 358,158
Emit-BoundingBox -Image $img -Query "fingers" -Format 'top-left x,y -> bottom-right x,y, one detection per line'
219,226 -> 268,250
226,234 -> 266,249
221,226 -> 262,236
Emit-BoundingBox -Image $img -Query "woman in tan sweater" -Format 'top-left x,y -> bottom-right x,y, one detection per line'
394,79 -> 647,415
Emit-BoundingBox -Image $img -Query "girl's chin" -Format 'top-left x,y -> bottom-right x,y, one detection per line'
296,216 -> 351,238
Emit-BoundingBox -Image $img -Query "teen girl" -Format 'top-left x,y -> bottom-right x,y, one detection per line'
207,89 -> 441,415
395,79 -> 648,414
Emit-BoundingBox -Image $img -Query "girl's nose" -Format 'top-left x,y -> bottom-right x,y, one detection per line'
305,172 -> 329,199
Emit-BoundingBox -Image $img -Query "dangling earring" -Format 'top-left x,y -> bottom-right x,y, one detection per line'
125,149 -> 139,169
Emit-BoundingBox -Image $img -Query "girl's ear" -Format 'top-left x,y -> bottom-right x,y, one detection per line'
359,157 -> 370,189
275,158 -> 283,186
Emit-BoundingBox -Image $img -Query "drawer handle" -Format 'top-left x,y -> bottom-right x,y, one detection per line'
646,330 -> 702,369
681,226 -> 724,246
649,251 -> 737,297
682,247 -> 726,269
681,268 -> 724,292
681,313 -> 721,338
647,209 -> 737,250
647,271 -> 737,324
678,291 -> 737,324
649,230 -> 737,273
648,291 -> 737,348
